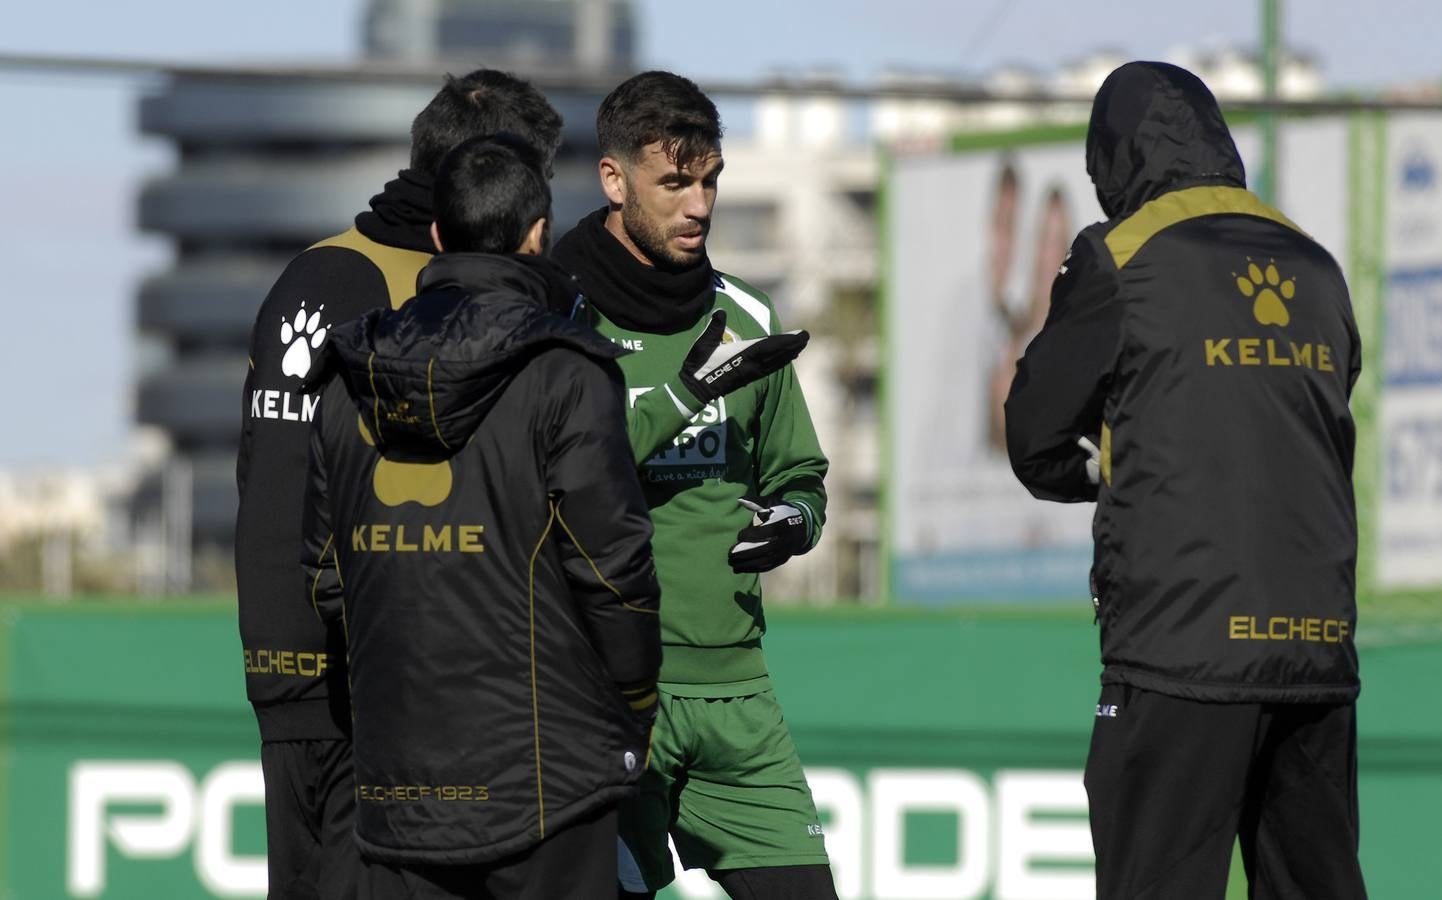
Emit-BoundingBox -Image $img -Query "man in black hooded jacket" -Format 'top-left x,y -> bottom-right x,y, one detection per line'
301,134 -> 661,899
1006,62 -> 1367,898
235,71 -> 562,898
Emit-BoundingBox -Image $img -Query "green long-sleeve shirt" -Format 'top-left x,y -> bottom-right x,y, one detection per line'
594,272 -> 829,693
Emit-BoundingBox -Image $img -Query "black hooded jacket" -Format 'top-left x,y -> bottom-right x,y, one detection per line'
301,253 -> 661,865
1005,62 -> 1362,703
236,170 -> 436,741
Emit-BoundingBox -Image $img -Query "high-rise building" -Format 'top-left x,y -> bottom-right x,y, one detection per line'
366,0 -> 633,69
134,1 -> 633,587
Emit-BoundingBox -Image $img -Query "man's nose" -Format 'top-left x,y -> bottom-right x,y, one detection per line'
681,185 -> 711,221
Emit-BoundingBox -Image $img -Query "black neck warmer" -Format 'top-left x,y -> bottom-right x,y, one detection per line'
355,168 -> 435,253
551,207 -> 716,334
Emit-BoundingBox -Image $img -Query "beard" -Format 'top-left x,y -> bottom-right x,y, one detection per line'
621,190 -> 708,271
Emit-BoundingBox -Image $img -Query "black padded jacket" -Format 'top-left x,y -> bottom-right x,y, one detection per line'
236,171 -> 436,740
302,252 -> 662,864
1006,62 -> 1362,703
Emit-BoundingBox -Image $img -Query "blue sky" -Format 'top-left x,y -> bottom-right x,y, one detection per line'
0,0 -> 1436,467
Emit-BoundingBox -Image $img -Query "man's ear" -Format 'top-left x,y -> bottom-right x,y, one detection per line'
430,221 -> 444,253
599,156 -> 627,208
517,218 -> 548,256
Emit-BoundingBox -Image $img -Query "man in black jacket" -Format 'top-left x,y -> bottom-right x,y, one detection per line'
235,71 -> 562,898
1006,61 -> 1367,899
302,135 -> 661,900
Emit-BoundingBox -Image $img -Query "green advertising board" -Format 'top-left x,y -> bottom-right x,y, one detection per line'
1,602 -> 1437,899
0,604 -> 264,899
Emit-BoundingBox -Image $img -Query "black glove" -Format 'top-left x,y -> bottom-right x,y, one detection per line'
679,310 -> 809,405
728,497 -> 810,574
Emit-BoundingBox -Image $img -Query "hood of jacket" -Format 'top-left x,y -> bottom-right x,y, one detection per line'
1086,61 -> 1245,219
315,253 -> 622,462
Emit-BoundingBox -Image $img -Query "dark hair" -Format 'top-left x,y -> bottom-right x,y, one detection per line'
596,70 -> 723,170
411,69 -> 563,177
433,134 -> 551,254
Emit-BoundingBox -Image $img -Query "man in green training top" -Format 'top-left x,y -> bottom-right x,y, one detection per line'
553,71 -> 838,900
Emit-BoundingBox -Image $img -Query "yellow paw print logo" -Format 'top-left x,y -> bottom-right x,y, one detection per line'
1235,258 -> 1296,327
357,415 -> 452,507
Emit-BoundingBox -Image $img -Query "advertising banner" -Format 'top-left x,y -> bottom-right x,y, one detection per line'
886,136 -> 1104,604
1378,114 -> 1442,586
0,605 -> 266,899
2,604 -> 1437,899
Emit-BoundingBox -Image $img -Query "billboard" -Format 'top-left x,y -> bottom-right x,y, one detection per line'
666,767 -> 1092,900
1378,114 -> 1442,586
54,756 -> 1094,900
1,604 -> 1101,900
2,603 -> 1438,900
886,138 -> 1101,603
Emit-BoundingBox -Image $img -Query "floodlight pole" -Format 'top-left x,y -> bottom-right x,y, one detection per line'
1259,0 -> 1281,204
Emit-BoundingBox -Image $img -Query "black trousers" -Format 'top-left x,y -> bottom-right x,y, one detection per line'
261,739 -> 359,900
1085,685 -> 1367,900
358,804 -> 618,900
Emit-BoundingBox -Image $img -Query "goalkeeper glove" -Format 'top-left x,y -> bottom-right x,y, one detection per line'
679,310 -> 808,405
728,497 -> 810,574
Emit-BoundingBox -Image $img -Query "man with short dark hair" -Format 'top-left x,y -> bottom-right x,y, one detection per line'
429,134 -> 554,254
235,70 -> 562,898
553,70 -> 838,900
1006,61 -> 1367,898
410,73 -> 564,178
302,134 -> 661,900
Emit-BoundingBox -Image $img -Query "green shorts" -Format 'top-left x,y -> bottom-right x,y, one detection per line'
617,686 -> 830,891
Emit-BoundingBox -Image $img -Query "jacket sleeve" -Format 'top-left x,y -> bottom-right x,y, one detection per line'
235,299 -> 267,498
1005,232 -> 1123,503
237,360 -> 256,497
1344,288 -> 1363,397
753,313 -> 829,551
236,246 -> 390,498
300,390 -> 345,626
545,355 -> 663,697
